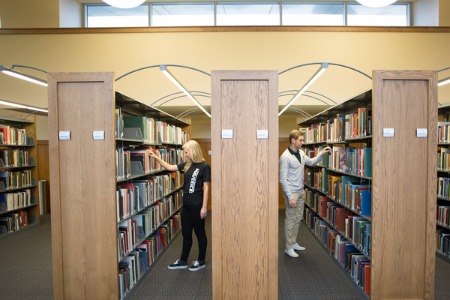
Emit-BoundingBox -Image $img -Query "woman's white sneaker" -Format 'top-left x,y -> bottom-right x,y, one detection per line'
189,260 -> 205,271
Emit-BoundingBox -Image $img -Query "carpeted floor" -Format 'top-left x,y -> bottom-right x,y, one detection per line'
0,212 -> 449,300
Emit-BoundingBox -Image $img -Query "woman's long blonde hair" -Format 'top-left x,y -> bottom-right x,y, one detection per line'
182,140 -> 205,171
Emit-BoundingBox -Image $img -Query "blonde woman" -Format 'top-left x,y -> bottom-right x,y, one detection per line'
149,140 -> 211,271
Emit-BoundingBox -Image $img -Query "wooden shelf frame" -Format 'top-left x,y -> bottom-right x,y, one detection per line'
48,72 -> 188,299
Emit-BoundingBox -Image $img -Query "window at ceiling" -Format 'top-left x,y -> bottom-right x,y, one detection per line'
216,2 -> 280,26
282,3 -> 345,26
86,5 -> 149,27
347,4 -> 409,26
151,3 -> 215,26
85,2 -> 410,28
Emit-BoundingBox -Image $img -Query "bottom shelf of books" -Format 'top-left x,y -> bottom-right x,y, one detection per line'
304,187 -> 371,298
0,188 -> 39,236
118,190 -> 183,300
436,196 -> 450,261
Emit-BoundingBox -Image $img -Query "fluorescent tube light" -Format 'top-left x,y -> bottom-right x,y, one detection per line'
356,0 -> 397,8
0,65 -> 48,87
278,63 -> 328,117
0,99 -> 48,113
438,77 -> 450,87
103,0 -> 145,9
160,65 -> 211,118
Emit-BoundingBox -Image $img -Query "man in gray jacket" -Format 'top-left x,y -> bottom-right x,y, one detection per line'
280,129 -> 331,257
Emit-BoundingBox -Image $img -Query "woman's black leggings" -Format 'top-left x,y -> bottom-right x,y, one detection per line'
180,204 -> 207,262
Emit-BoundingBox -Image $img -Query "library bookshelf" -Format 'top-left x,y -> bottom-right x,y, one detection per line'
211,71 -> 279,299
48,72 -> 190,299
299,70 -> 437,299
299,90 -> 372,297
0,114 -> 40,237
437,103 -> 450,262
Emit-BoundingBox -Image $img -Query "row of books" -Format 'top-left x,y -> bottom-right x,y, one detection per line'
116,148 -> 160,181
158,147 -> 184,165
336,235 -> 371,295
437,177 -> 450,200
305,172 -> 372,216
115,111 -> 189,146
437,205 -> 450,228
0,149 -> 30,167
305,208 -> 371,295
329,175 -> 371,215
304,145 -> 329,167
436,228 -> 450,258
307,195 -> 371,256
305,145 -> 372,178
116,147 -> 185,181
438,147 -> 450,171
438,122 -> 450,144
119,213 -> 181,300
116,111 -> 160,143
0,209 -> 29,234
116,175 -> 182,221
0,125 -> 27,146
116,148 -> 132,181
0,170 -> 33,191
344,108 -> 372,140
0,189 -> 33,213
329,146 -> 372,178
118,192 -> 182,260
303,109 -> 372,143
438,123 -> 450,260
128,147 -> 185,176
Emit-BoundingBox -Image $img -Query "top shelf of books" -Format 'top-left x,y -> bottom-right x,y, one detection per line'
0,116 -> 34,125
115,91 -> 190,128
298,89 -> 372,126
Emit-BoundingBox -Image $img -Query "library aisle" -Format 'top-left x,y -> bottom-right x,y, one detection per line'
0,211 -> 450,299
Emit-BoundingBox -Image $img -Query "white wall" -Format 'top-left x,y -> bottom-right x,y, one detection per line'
36,115 -> 49,140
0,0 -> 59,28
1,29 -> 450,140
60,0 -> 83,28
413,0 -> 439,26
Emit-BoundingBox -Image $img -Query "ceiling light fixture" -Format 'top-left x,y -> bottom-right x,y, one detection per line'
0,99 -> 48,113
278,63 -> 328,117
0,65 -> 48,87
102,0 -> 145,9
356,0 -> 398,8
160,65 -> 211,118
438,77 -> 450,87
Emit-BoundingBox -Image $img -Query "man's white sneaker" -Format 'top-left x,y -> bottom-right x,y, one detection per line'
284,248 -> 299,258
293,243 -> 306,251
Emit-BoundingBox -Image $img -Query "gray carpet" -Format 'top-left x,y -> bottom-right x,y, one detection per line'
0,212 -> 449,300
0,214 -> 53,300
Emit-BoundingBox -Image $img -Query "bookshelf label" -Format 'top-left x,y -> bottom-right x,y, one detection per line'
58,131 -> 71,140
416,128 -> 428,138
256,130 -> 269,139
221,129 -> 233,139
93,130 -> 105,140
382,128 -> 395,137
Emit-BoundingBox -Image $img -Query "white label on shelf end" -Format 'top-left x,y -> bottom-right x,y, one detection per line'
221,129 -> 233,139
416,128 -> 428,138
256,130 -> 269,139
58,131 -> 71,140
93,131 -> 105,140
383,128 -> 394,137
